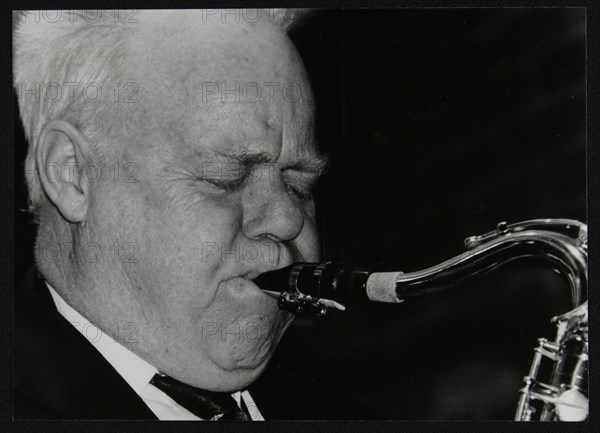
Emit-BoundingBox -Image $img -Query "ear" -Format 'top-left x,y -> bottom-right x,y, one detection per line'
36,120 -> 94,223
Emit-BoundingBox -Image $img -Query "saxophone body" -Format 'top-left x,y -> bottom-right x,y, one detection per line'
254,219 -> 588,421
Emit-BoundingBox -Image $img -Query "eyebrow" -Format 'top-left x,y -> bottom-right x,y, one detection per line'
211,150 -> 330,176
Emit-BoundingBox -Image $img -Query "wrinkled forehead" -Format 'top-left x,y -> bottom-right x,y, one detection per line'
124,11 -> 315,158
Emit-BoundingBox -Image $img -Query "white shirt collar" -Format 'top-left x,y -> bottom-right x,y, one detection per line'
46,282 -> 158,396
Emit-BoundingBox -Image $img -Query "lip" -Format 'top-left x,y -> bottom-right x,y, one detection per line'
226,275 -> 279,305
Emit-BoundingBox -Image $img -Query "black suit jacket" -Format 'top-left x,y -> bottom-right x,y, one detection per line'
14,269 -> 369,420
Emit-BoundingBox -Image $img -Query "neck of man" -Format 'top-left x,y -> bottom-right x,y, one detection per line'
34,207 -> 152,355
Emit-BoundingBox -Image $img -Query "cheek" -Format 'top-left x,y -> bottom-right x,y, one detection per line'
181,196 -> 247,279
152,195 -> 244,280
97,176 -> 246,298
147,179 -> 245,252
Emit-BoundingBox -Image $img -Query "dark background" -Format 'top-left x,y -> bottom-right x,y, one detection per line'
276,8 -> 586,420
14,8 -> 586,420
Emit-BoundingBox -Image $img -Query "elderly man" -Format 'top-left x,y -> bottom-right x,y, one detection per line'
14,9 -> 362,420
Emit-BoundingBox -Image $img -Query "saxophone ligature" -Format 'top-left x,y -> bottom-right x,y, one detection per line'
254,218 -> 588,421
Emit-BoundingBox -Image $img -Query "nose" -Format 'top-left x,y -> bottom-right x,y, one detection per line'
242,170 -> 305,243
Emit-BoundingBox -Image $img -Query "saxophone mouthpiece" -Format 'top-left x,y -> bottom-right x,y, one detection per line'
253,263 -> 402,316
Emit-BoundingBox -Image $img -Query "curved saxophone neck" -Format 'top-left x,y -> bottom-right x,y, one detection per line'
394,219 -> 588,308
464,219 -> 587,250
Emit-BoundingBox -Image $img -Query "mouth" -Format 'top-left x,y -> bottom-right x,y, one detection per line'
248,272 -> 283,302
249,268 -> 347,313
222,274 -> 282,308
244,271 -> 263,280
247,275 -> 282,303
243,266 -> 289,290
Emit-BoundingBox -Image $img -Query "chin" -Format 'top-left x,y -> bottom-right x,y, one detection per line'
205,314 -> 293,389
184,348 -> 273,392
215,358 -> 272,392
162,342 -> 275,392
210,332 -> 280,371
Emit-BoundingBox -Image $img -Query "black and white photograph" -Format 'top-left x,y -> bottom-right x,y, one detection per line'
10,6 -> 591,424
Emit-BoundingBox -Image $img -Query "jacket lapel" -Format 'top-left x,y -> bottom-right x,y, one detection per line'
14,269 -> 157,420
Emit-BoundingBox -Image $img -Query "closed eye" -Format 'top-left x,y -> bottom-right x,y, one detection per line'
287,184 -> 313,200
283,172 -> 319,200
197,176 -> 247,192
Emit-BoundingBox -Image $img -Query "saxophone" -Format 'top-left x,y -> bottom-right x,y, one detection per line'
254,219 -> 588,421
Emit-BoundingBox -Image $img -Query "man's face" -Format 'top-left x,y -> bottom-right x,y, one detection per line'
85,16 -> 321,390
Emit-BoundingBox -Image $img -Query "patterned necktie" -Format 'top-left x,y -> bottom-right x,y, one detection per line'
150,373 -> 250,420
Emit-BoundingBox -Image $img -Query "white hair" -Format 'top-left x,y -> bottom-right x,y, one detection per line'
13,8 -> 310,215
14,10 -> 138,214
